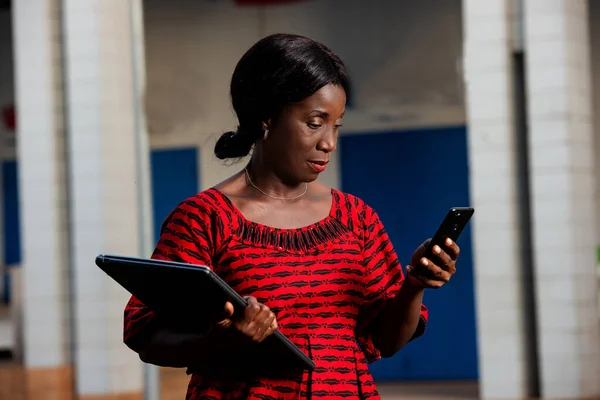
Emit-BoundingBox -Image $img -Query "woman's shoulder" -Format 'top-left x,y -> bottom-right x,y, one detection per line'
156,189 -> 236,250
331,189 -> 379,233
331,189 -> 374,214
170,188 -> 236,219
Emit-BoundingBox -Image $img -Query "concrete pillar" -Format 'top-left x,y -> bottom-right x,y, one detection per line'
588,0 -> 600,315
524,1 -> 600,398
463,1 -> 534,398
62,0 -> 145,396
12,1 -> 75,398
13,0 -> 71,371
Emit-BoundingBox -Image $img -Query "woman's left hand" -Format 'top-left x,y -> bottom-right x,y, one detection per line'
405,238 -> 460,289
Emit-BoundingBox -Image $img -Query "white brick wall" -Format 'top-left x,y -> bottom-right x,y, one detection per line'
61,0 -> 144,395
12,0 -> 71,368
463,1 -> 534,398
524,1 -> 600,398
589,0 -> 600,311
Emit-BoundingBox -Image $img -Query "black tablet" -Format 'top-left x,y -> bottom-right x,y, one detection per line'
96,254 -> 315,372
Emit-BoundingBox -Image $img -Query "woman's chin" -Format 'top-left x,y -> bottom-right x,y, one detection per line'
303,173 -> 320,183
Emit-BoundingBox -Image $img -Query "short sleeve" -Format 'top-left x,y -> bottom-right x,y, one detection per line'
123,197 -> 217,352
355,207 -> 428,363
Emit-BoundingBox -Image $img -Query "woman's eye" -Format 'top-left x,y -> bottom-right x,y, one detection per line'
307,123 -> 322,129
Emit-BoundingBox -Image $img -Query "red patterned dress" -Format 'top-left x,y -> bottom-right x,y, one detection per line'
124,188 -> 428,400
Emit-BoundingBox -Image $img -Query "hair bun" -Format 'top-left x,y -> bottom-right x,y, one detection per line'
214,128 -> 256,160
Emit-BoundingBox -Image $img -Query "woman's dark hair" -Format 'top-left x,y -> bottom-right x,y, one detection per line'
214,33 -> 351,160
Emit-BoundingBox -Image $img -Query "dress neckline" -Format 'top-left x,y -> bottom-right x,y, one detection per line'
208,187 -> 338,232
207,187 -> 348,253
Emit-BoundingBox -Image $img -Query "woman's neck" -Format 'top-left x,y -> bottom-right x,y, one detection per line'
246,154 -> 306,199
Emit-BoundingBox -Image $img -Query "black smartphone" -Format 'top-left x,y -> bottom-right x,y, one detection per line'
424,207 -> 474,257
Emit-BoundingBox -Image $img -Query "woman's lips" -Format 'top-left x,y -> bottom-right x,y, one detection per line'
307,160 -> 328,173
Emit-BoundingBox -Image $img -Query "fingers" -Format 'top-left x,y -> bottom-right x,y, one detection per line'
409,257 -> 453,288
429,245 -> 455,272
243,296 -> 261,320
441,238 -> 460,260
420,257 -> 453,281
224,301 -> 234,318
407,238 -> 461,290
249,302 -> 274,335
214,301 -> 235,329
235,297 -> 278,343
260,313 -> 278,342
427,238 -> 460,270
406,263 -> 451,289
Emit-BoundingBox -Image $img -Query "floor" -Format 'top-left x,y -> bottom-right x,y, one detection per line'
0,363 -> 479,400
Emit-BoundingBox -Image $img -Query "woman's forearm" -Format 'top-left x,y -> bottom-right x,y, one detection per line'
371,281 -> 424,358
138,326 -> 235,368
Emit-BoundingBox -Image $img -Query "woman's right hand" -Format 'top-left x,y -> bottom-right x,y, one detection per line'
215,296 -> 278,343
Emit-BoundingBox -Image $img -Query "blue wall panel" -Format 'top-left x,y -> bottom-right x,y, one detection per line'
150,147 -> 200,245
3,161 -> 20,266
2,161 -> 20,303
340,126 -> 478,381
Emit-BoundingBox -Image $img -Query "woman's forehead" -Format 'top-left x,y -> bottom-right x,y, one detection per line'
292,84 -> 347,115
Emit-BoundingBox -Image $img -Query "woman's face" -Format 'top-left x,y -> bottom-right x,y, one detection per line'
264,84 -> 347,183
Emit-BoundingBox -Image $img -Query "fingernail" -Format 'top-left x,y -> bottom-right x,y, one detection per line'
421,258 -> 429,266
446,238 -> 453,246
433,245 -> 441,254
406,265 -> 412,273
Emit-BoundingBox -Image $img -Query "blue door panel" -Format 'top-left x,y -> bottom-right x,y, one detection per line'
150,148 -> 200,245
340,126 -> 478,381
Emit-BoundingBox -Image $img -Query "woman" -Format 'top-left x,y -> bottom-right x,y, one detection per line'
124,33 -> 460,400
